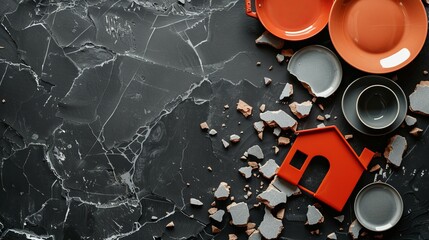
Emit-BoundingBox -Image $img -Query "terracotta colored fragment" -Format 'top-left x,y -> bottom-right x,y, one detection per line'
316,115 -> 325,121
255,31 -> 285,49
281,49 -> 294,57
248,161 -> 259,169
259,104 -> 266,112
237,99 -> 253,118
384,135 -> 407,167
211,225 -> 220,234
200,122 -> 209,130
344,134 -> 353,140
409,81 -> 429,115
208,207 -> 218,215
257,132 -> 263,140
228,233 -> 238,240
247,222 -> 256,230
276,208 -> 285,219
273,146 -> 279,155
410,127 -> 423,137
369,164 -> 381,173
289,101 -> 313,119
277,137 -> 290,146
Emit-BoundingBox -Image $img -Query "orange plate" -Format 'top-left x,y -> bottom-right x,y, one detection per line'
329,0 -> 427,73
246,0 -> 334,41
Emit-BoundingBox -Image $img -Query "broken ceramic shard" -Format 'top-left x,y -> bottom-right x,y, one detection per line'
306,205 -> 324,225
230,134 -> 241,143
404,115 -> 417,126
239,166 -> 253,179
384,135 -> 407,167
264,77 -> 272,86
277,137 -> 290,146
273,127 -> 281,137
344,134 -> 353,140
211,225 -> 221,234
279,83 -> 294,100
334,215 -> 344,223
276,208 -> 285,219
410,127 -> 423,137
281,49 -> 294,57
227,202 -> 250,226
260,110 -> 297,131
349,219 -> 362,240
409,81 -> 429,115
249,230 -> 262,240
228,234 -> 238,240
258,208 -> 283,239
237,99 -> 253,118
257,187 -> 287,209
209,129 -> 217,136
247,145 -> 264,160
209,209 -> 225,222
259,159 -> 279,179
327,232 -> 337,239
270,176 -> 301,197
325,114 -> 331,120
222,139 -> 230,148
214,182 -> 230,200
255,31 -> 285,49
276,54 -> 285,63
273,146 -> 280,155
166,221 -> 175,228
259,104 -> 266,112
151,216 -> 158,221
190,198 -> 203,206
253,121 -> 265,132
317,123 -> 325,128
316,115 -> 325,121
289,101 -> 313,119
369,164 -> 381,173
200,122 -> 209,130
208,207 -> 218,215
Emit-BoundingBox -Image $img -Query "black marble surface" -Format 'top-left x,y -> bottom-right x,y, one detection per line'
0,0 -> 429,239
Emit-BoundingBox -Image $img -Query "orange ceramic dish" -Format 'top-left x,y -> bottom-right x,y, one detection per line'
329,0 -> 427,73
246,0 -> 334,41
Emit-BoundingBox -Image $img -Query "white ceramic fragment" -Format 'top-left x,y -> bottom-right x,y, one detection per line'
289,101 -> 312,119
227,202 -> 250,226
255,31 -> 285,49
247,145 -> 264,160
270,176 -> 301,197
260,110 -> 297,130
239,166 -> 253,179
259,159 -> 279,179
404,115 -> 417,126
258,207 -> 283,239
279,83 -> 293,100
306,205 -> 324,225
409,81 -> 429,115
253,121 -> 265,132
349,219 -> 362,240
214,182 -> 230,200
222,139 -> 230,148
257,187 -> 287,209
384,135 -> 407,167
264,77 -> 272,86
209,129 -> 217,136
190,198 -> 203,206
209,209 -> 225,222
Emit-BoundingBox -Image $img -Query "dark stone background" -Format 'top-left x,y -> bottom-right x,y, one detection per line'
0,0 -> 428,239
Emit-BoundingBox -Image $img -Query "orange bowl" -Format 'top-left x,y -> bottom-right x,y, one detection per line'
329,0 -> 427,73
246,0 -> 335,41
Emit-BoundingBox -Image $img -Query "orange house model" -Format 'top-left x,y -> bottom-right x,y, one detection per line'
277,126 -> 374,212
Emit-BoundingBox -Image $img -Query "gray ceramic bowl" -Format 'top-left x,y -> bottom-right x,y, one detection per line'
356,84 -> 400,129
354,182 -> 403,232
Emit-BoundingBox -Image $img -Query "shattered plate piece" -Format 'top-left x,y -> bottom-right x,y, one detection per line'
281,49 -> 294,57
227,202 -> 250,226
410,127 -> 423,137
384,135 -> 407,167
404,115 -> 417,126
190,198 -> 203,206
239,166 -> 253,179
306,205 -> 324,225
166,221 -> 175,228
270,176 -> 301,197
258,208 -> 283,239
249,230 -> 262,240
230,134 -> 241,143
211,225 -> 221,234
255,31 -> 285,49
209,209 -> 225,223
209,129 -> 217,136
253,121 -> 265,132
288,45 -> 342,98
289,101 -> 313,119
264,77 -> 272,86
334,215 -> 344,223
214,182 -> 230,200
259,104 -> 266,112
259,159 -> 279,179
409,81 -> 429,115
273,127 -> 281,137
247,145 -> 264,160
260,110 -> 297,131
349,219 -> 362,240
276,54 -> 285,63
257,187 -> 287,209
237,99 -> 253,118
277,137 -> 290,146
279,83 -> 294,100
327,232 -> 337,239
222,139 -> 230,149
200,122 -> 209,130
228,234 -> 238,240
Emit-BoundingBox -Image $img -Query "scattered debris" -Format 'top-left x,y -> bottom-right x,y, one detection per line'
409,81 -> 429,115
227,202 -> 250,226
270,176 -> 301,197
1,99 -> 5,103
239,166 -> 253,179
237,99 -> 253,118
276,54 -> 285,63
257,187 -> 287,209
200,122 -> 209,130
166,221 -> 175,228
151,216 -> 158,221
224,104 -> 230,110
222,139 -> 230,148
316,115 -> 325,121
273,146 -> 279,155
208,207 -> 218,215
325,114 -> 331,120
259,159 -> 279,179
273,127 -> 281,137
327,232 -> 337,239
209,209 -> 225,222
369,164 -> 381,173
277,137 -> 290,146
207,166 -> 213,171
258,208 -> 284,239
247,145 -> 264,160
255,31 -> 285,49
404,115 -> 417,126
384,135 -> 407,167
349,219 -> 362,240
228,233 -> 238,240
0,46 -> 4,49
259,104 -> 266,112
289,101 -> 313,119
264,77 -> 272,86
268,65 -> 273,71
317,123 -> 325,128
230,134 -> 241,143
249,230 -> 262,240
248,161 -> 259,169
410,127 -> 423,137
334,215 -> 344,223
260,110 -> 297,130
306,205 -> 324,225
254,121 -> 265,132
279,83 -> 294,100
190,198 -> 203,206
344,134 -> 353,140
214,182 -> 230,200
423,70 -> 429,75
257,132 -> 263,140
276,208 -> 285,219
256,61 -> 261,66
281,48 -> 294,57
212,225 -> 221,234
209,129 -> 217,136
318,103 -> 325,111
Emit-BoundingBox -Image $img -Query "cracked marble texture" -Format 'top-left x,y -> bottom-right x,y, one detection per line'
1,0 -> 429,239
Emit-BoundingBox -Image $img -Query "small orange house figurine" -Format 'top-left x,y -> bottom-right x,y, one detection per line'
277,126 -> 374,212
